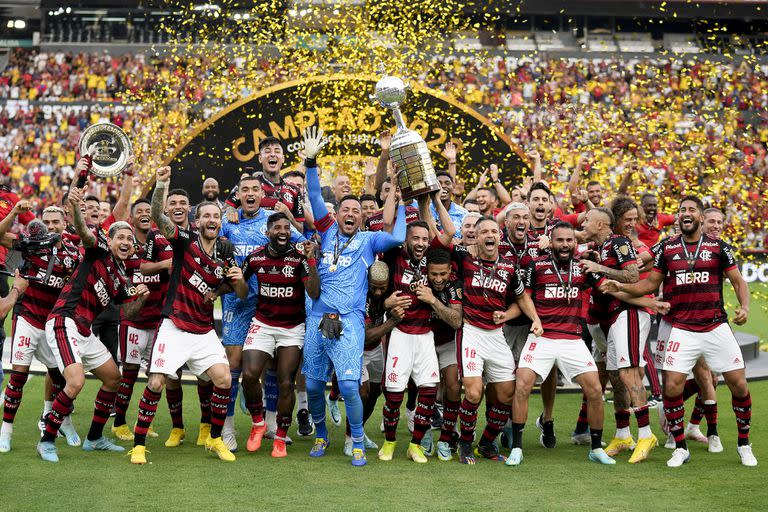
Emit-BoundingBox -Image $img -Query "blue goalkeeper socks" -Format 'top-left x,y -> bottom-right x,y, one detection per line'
227,369 -> 241,417
338,379 -> 364,450
306,377 -> 328,440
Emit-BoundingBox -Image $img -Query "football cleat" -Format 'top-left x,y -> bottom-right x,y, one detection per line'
571,429 -> 592,446
667,447 -> 691,467
536,414 -> 557,449
708,435 -> 724,453
628,435 -> 658,464
196,423 -> 211,446
343,436 -> 354,457
37,441 -> 59,463
246,422 -> 267,452
685,424 -> 708,444
458,442 -> 476,465
436,441 -> 453,461
83,437 -> 125,452
165,428 -> 186,447
605,436 -> 636,456
206,436 -> 236,462
271,439 -> 287,458
128,446 -> 148,465
0,433 -> 11,453
588,448 -> 616,465
327,396 -> 342,426
737,445 -> 758,467
111,424 -> 135,442
476,439 -> 505,461
60,416 -> 81,447
647,394 -> 663,408
296,408 -> 314,437
309,438 -> 329,457
505,447 -> 523,467
420,433 -> 435,456
407,442 -> 428,463
363,434 -> 378,450
500,427 -> 513,450
378,440 -> 396,461
431,405 -> 443,430
222,419 -> 238,452
351,448 -> 367,467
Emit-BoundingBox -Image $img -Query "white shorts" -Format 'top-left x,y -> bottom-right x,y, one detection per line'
436,341 -> 457,370
659,323 -> 745,375
606,310 -> 651,371
149,319 -> 228,378
518,337 -> 598,382
459,323 -> 516,384
119,324 -> 156,366
587,323 -> 608,363
11,316 -> 57,368
503,323 -> 534,363
383,327 -> 440,392
45,317 -> 113,373
362,344 -> 385,384
243,318 -> 305,357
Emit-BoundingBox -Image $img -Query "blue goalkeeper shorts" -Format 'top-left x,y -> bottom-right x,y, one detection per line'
302,311 -> 364,383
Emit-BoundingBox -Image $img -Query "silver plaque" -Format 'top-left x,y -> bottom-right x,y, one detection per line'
78,123 -> 133,178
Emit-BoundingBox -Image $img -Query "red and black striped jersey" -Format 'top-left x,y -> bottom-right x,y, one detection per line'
499,231 -> 542,266
587,234 -> 638,324
382,246 -> 432,335
525,256 -> 599,340
258,175 -> 305,222
48,230 -> 136,336
241,244 -> 310,328
442,242 -> 524,330
528,218 -> 559,238
15,239 -> 81,329
121,229 -> 173,330
652,234 -> 737,332
163,226 -> 236,334
365,205 -> 419,232
431,280 -> 462,346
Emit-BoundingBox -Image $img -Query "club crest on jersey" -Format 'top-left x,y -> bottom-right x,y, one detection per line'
214,266 -> 224,279
497,269 -> 509,281
282,265 -> 294,278
700,250 -> 712,262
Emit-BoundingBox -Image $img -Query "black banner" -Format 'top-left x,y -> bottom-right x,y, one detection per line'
165,75 -> 528,203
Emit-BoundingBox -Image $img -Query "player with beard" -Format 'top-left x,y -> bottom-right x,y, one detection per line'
378,193 -> 455,464
146,187 -> 215,448
437,217 -> 542,464
218,175 -> 304,450
219,213 -> 319,458
110,199 -> 173,442
527,182 -> 558,240
300,127 -> 406,467
601,196 -> 756,467
580,207 -> 659,463
497,203 -> 558,449
509,222 -> 623,466
39,186 -> 149,463
0,205 -> 82,453
415,248 -> 463,461
129,166 -> 247,464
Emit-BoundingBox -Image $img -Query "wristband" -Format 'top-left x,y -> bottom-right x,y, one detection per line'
307,258 -> 317,267
304,157 -> 317,168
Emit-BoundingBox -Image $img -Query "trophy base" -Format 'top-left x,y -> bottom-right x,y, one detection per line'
401,182 -> 442,201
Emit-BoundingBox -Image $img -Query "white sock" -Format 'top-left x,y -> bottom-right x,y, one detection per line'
43,400 -> 53,415
223,414 -> 235,430
704,400 -> 716,405
638,425 -> 652,438
266,410 -> 277,431
616,426 -> 631,439
298,391 -> 308,411
0,421 -> 12,437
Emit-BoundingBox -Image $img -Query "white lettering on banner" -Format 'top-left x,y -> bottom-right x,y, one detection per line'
675,271 -> 710,285
94,279 -> 110,306
742,262 -> 768,283
260,285 -> 294,298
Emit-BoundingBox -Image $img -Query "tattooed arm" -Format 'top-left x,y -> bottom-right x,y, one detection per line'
151,166 -> 176,240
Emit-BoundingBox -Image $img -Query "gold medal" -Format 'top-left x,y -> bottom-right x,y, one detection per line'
329,264 -> 337,273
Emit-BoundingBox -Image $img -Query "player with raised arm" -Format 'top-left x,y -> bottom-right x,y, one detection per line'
0,205 -> 82,453
600,195 -> 756,467
436,216 -> 543,464
38,186 -> 149,463
233,213 -> 318,458
300,126 -> 406,467
110,199 -> 173,442
128,166 -> 248,465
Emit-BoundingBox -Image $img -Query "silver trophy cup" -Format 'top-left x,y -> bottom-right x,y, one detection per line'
372,75 -> 440,201
78,122 -> 133,178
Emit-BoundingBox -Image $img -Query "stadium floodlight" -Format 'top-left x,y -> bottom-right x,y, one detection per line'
66,7 -> 71,14
193,4 -> 221,11
6,20 -> 12,28
14,20 -> 25,29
